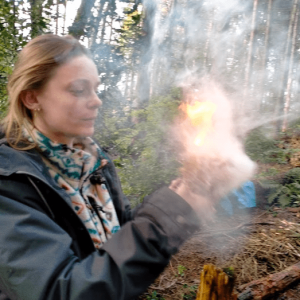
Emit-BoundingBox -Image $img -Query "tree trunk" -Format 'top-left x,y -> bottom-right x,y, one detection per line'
243,0 -> 259,98
100,2 -> 110,43
69,0 -> 97,40
63,0 -> 67,35
273,0 -> 297,133
124,69 -> 129,100
130,61 -> 136,104
55,0 -> 59,35
258,0 -> 272,113
237,261 -> 300,300
136,0 -> 156,107
29,0 -> 44,38
12,0 -> 17,51
90,0 -> 106,47
282,4 -> 299,132
203,9 -> 215,72
108,17 -> 113,44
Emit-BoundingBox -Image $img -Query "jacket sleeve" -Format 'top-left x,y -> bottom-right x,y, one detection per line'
0,179 -> 200,300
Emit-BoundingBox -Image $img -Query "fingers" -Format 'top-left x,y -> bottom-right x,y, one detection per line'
169,178 -> 183,191
169,178 -> 216,221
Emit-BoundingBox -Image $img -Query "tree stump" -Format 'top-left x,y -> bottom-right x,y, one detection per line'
196,264 -> 237,300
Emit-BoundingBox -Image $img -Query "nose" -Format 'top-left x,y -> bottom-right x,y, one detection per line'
89,91 -> 102,109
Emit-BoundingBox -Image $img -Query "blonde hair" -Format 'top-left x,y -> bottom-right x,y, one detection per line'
2,34 -> 91,149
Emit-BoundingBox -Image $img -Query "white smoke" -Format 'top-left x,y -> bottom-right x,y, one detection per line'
173,82 -> 256,202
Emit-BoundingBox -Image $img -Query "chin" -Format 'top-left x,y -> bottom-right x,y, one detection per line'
77,128 -> 95,138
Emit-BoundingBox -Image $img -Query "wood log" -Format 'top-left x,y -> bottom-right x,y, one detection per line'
237,261 -> 300,300
196,264 -> 237,300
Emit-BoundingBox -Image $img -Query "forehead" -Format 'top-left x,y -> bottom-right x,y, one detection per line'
52,55 -> 99,84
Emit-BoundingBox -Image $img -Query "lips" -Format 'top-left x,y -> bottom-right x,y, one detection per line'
82,117 -> 97,121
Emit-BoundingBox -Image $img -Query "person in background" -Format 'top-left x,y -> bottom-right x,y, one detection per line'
0,34 -> 204,300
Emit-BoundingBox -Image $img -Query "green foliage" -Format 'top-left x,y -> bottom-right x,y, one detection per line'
256,167 -> 279,179
118,8 -> 143,58
0,0 -> 51,119
245,128 -> 276,162
282,168 -> 300,184
0,0 -> 24,117
97,88 -> 182,206
29,0 -> 50,38
177,264 -> 187,277
223,266 -> 235,278
260,168 -> 300,207
182,284 -> 197,300
283,118 -> 300,136
245,128 -> 293,164
271,211 -> 278,217
146,290 -> 165,300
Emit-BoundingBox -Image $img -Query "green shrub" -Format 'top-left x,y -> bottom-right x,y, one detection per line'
116,90 -> 181,205
245,128 -> 292,164
146,290 -> 165,300
95,88 -> 182,206
260,168 -> 300,207
282,167 -> 300,185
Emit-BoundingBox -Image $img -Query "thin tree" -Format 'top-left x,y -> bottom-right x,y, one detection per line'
258,0 -> 272,113
63,0 -> 67,35
243,0 -> 258,98
274,0 -> 298,132
282,4 -> 299,132
136,0 -> 156,107
100,2 -> 110,43
203,8 -> 215,71
69,0 -> 97,40
90,0 -> 106,47
29,0 -> 44,38
56,0 -> 59,35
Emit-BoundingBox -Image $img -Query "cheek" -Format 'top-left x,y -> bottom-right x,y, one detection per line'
41,96 -> 83,124
67,107 -> 82,119
42,106 -> 72,126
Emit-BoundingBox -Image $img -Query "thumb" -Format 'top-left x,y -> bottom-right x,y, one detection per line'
169,178 -> 183,191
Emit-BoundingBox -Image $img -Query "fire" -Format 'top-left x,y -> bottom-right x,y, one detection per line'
180,101 -> 216,146
176,84 -> 256,205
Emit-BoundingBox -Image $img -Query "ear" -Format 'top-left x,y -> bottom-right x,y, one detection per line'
21,90 -> 40,110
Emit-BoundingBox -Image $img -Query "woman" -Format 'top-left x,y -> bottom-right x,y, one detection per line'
0,34 -> 201,300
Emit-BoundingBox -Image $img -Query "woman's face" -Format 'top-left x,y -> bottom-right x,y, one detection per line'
33,55 -> 102,146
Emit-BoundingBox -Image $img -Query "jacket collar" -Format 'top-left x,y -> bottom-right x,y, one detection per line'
0,138 -> 75,206
0,141 -> 44,175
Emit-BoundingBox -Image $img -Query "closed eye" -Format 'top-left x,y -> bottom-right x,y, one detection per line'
71,89 -> 85,96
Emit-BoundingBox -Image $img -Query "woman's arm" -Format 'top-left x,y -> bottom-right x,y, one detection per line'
0,177 -> 199,300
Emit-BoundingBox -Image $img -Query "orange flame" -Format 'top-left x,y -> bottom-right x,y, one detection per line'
181,101 -> 216,146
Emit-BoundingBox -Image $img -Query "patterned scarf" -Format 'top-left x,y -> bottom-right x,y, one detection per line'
24,128 -> 120,249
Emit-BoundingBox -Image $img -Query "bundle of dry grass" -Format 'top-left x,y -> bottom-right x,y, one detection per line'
221,217 -> 300,286
140,208 -> 300,300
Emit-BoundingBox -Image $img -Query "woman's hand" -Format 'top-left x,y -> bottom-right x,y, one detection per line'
169,178 -> 215,220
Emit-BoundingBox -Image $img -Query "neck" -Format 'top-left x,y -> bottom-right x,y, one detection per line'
33,124 -> 74,148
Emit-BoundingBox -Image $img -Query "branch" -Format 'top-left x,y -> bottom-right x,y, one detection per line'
237,261 -> 300,300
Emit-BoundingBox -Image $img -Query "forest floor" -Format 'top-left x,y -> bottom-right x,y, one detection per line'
139,157 -> 300,299
140,206 -> 300,300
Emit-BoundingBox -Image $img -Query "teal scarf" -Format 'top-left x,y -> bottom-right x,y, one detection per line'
25,128 -> 120,249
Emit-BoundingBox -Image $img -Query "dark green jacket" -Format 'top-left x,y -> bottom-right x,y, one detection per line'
0,139 -> 200,300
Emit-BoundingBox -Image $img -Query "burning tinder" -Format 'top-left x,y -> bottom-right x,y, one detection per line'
180,101 -> 216,146
174,83 -> 256,204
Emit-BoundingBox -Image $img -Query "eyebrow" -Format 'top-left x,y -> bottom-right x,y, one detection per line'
69,79 -> 101,87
